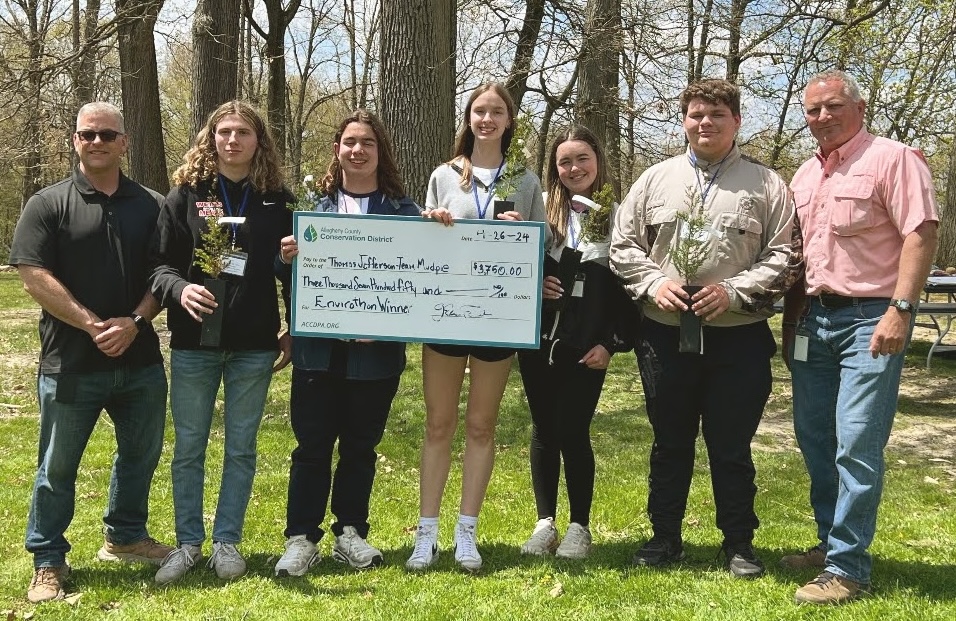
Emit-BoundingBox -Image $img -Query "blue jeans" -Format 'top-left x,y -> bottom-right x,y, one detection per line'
25,364 -> 167,567
169,349 -> 275,545
791,298 -> 911,584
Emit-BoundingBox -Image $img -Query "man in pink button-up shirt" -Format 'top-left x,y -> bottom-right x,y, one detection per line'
781,70 -> 938,605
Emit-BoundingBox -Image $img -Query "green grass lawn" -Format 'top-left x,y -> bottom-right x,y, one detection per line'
1,271 -> 955,619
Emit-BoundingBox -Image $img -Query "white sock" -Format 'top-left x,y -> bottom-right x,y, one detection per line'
457,514 -> 478,529
418,516 -> 439,535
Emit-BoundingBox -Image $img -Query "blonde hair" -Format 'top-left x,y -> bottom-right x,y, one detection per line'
449,82 -> 517,191
172,100 -> 284,192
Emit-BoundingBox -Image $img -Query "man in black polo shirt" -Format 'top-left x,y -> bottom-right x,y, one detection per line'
10,102 -> 173,603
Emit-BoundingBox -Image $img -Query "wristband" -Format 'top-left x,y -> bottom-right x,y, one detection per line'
782,321 -> 797,328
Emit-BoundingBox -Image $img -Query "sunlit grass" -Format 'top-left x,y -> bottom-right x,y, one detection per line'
1,272 -> 955,620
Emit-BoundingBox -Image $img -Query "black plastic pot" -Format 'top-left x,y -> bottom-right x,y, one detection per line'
199,277 -> 227,347
493,200 -> 514,218
679,284 -> 704,354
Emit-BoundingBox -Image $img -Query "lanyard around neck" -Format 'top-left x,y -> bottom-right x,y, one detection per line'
218,175 -> 251,242
471,160 -> 505,219
688,150 -> 731,206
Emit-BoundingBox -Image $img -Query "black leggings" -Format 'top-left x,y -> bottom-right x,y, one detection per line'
518,345 -> 607,526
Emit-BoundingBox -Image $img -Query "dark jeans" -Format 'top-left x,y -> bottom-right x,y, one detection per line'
518,346 -> 606,526
636,318 -> 775,543
26,364 -> 167,566
284,366 -> 399,542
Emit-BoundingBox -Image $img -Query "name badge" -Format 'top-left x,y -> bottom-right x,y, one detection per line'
222,251 -> 248,277
572,272 -> 586,298
793,334 -> 809,362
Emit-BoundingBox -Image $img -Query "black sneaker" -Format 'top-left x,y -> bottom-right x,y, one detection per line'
632,536 -> 685,567
720,541 -> 765,578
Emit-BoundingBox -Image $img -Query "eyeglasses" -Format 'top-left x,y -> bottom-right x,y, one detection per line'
76,129 -> 124,142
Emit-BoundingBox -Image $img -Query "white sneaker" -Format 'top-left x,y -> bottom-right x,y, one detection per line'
405,524 -> 439,571
154,544 -> 201,585
555,522 -> 592,559
275,535 -> 320,577
333,526 -> 383,569
207,541 -> 246,580
521,518 -> 559,555
453,522 -> 482,572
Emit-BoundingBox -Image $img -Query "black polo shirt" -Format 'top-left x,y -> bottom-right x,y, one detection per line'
9,168 -> 164,374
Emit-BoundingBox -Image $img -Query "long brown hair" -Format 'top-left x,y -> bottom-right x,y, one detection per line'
320,109 -> 406,199
449,82 -> 517,191
172,100 -> 284,192
544,125 -> 609,247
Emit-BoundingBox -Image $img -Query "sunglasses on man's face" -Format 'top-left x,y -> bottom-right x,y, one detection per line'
76,129 -> 124,143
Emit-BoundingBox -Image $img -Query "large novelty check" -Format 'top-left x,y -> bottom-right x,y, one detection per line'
290,212 -> 545,348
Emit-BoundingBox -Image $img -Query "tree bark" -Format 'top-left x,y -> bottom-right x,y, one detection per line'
117,0 -> 168,194
246,0 -> 301,160
191,0 -> 240,136
576,0 -> 622,192
505,0 -> 545,109
379,0 -> 456,205
938,139 -> 956,269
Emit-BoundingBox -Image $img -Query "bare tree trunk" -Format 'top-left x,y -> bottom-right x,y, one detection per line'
379,0 -> 455,205
72,0 -> 101,107
246,0 -> 301,161
117,0 -> 168,194
191,0 -> 240,136
576,0 -> 622,192
938,139 -> 956,269
505,0 -> 545,109
726,0 -> 750,82
21,3 -> 45,208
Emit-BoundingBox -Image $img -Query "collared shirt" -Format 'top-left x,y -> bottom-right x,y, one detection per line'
9,168 -> 164,373
791,128 -> 939,297
610,145 -> 800,327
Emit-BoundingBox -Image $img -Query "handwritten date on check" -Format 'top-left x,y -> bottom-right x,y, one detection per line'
290,212 -> 545,348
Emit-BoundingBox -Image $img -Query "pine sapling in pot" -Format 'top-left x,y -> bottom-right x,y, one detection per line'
670,187 -> 712,354
194,216 -> 232,347
492,115 -> 533,216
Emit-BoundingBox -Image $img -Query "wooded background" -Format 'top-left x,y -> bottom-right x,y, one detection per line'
2,0 -> 955,265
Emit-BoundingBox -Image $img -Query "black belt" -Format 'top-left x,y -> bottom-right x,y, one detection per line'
815,293 -> 880,308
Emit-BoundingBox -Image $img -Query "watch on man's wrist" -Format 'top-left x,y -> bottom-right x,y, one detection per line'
890,299 -> 914,314
130,314 -> 148,331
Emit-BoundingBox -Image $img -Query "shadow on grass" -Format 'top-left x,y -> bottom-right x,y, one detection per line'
379,540 -> 956,602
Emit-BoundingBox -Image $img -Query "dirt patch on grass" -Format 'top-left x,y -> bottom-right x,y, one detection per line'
754,333 -> 956,463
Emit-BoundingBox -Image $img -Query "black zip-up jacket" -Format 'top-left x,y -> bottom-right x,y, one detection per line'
540,254 -> 640,358
150,176 -> 293,350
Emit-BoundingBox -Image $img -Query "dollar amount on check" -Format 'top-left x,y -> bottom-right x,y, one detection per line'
290,211 -> 545,348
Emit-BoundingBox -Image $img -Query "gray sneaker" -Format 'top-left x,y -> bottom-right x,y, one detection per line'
275,535 -> 320,577
333,526 -> 384,569
555,522 -> 591,559
154,544 -> 201,586
208,542 -> 246,580
521,518 -> 559,556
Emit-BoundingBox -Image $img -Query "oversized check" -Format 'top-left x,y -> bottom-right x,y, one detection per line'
290,212 -> 545,348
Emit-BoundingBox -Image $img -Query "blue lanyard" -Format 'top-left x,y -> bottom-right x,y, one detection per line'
688,150 -> 731,205
471,161 -> 505,219
218,175 -> 251,243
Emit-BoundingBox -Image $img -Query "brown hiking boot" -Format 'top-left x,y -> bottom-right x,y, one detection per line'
97,536 -> 174,566
780,544 -> 826,569
795,570 -> 869,605
27,564 -> 71,603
